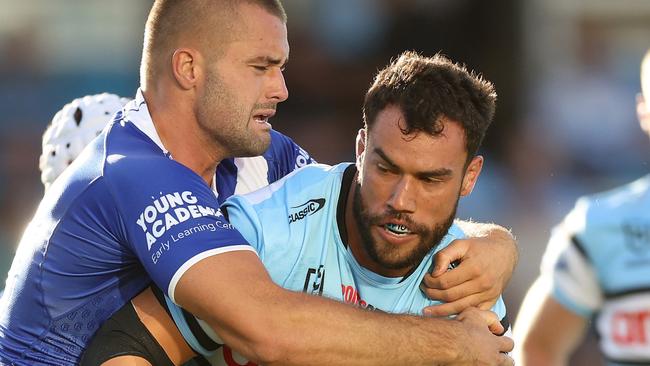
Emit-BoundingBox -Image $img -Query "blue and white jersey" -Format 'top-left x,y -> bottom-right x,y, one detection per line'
542,175 -> 650,365
0,89 -> 313,366
171,163 -> 508,366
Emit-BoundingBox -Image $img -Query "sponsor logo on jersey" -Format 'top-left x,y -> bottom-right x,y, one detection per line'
622,221 -> 650,254
303,265 -> 325,295
294,146 -> 312,169
341,284 -> 378,311
611,309 -> 650,346
288,198 -> 326,224
555,256 -> 569,272
135,190 -> 221,250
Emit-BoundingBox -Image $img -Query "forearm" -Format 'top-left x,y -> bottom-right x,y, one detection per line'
245,287 -> 466,366
176,252 -> 470,366
514,279 -> 587,366
518,341 -> 568,366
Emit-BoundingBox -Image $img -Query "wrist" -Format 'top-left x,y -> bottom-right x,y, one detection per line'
424,318 -> 467,364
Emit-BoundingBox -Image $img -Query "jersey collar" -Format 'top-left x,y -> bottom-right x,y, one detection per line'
122,89 -> 169,156
336,163 -> 357,249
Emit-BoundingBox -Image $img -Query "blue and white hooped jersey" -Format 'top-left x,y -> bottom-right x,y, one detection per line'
0,89 -> 313,366
542,175 -> 650,365
170,163 -> 508,366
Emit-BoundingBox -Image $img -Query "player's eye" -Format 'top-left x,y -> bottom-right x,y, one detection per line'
422,176 -> 444,185
253,65 -> 269,72
376,163 -> 390,173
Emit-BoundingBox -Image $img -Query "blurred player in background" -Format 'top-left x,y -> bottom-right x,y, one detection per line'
514,49 -> 650,365
81,51 -> 513,366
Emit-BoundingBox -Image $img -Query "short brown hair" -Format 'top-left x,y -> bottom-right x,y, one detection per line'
363,51 -> 497,159
141,0 -> 286,87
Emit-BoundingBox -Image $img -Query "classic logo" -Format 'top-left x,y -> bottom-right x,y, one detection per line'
288,198 -> 325,223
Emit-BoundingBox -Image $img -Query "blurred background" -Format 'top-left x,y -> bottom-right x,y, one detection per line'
1,1 -> 649,364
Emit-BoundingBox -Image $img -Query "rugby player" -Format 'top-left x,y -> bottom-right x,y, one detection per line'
514,49 -> 650,365
0,1 -> 515,365
83,51 -> 513,366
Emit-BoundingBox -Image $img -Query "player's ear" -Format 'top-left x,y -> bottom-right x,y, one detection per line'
460,155 -> 483,196
171,48 -> 200,90
355,128 -> 367,167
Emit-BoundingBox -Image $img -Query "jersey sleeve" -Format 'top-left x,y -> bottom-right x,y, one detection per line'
170,170 -> 306,357
540,199 -> 603,317
106,158 -> 254,303
160,191 -> 271,359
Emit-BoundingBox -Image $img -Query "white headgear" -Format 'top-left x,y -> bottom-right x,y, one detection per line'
39,93 -> 131,188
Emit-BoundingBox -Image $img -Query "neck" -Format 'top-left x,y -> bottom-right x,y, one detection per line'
142,86 -> 227,185
344,175 -> 413,278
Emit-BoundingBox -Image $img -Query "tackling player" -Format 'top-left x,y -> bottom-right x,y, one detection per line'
82,51 -> 513,366
514,49 -> 650,365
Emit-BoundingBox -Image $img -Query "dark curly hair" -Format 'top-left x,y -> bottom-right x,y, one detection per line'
363,51 -> 497,160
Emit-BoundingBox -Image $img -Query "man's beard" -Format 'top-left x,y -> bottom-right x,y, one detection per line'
197,70 -> 271,157
351,181 -> 458,272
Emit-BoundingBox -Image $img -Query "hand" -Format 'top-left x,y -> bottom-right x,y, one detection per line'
421,227 -> 517,316
456,307 -> 504,336
455,307 -> 514,366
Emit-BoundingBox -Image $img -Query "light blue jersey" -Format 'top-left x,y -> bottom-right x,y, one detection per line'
542,175 -> 650,365
171,163 -> 508,365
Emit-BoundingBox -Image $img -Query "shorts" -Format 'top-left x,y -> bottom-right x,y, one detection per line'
80,293 -> 174,366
